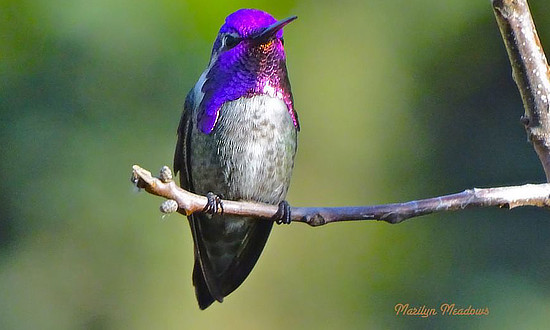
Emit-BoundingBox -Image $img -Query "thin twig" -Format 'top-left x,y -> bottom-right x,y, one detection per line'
492,0 -> 550,181
132,165 -> 550,227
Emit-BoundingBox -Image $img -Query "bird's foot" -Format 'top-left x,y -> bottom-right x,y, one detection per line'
273,200 -> 291,225
202,192 -> 224,215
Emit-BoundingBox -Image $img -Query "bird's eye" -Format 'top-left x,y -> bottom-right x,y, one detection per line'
223,34 -> 241,49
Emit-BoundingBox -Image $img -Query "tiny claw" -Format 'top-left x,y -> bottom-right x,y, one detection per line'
202,192 -> 224,215
273,200 -> 292,225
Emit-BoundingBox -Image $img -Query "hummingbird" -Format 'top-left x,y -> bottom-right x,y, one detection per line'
173,9 -> 299,309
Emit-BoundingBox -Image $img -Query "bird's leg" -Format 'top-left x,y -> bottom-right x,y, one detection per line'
202,192 -> 224,215
273,200 -> 291,225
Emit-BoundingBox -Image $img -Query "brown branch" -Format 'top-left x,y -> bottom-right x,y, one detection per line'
492,0 -> 550,181
132,165 -> 550,227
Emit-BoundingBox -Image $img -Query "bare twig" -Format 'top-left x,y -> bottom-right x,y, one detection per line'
492,0 -> 550,181
132,165 -> 550,227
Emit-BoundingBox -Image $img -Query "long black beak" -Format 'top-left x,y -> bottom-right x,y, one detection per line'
251,15 -> 297,44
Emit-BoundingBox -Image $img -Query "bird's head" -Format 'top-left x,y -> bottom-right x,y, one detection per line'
197,9 -> 298,134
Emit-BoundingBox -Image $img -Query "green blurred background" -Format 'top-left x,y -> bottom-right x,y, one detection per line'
2,0 -> 550,329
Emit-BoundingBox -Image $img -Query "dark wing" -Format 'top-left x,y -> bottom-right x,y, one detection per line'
173,90 -> 194,190
174,91 -> 222,309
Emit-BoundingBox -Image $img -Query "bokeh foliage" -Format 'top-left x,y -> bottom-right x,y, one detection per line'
2,0 -> 550,329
